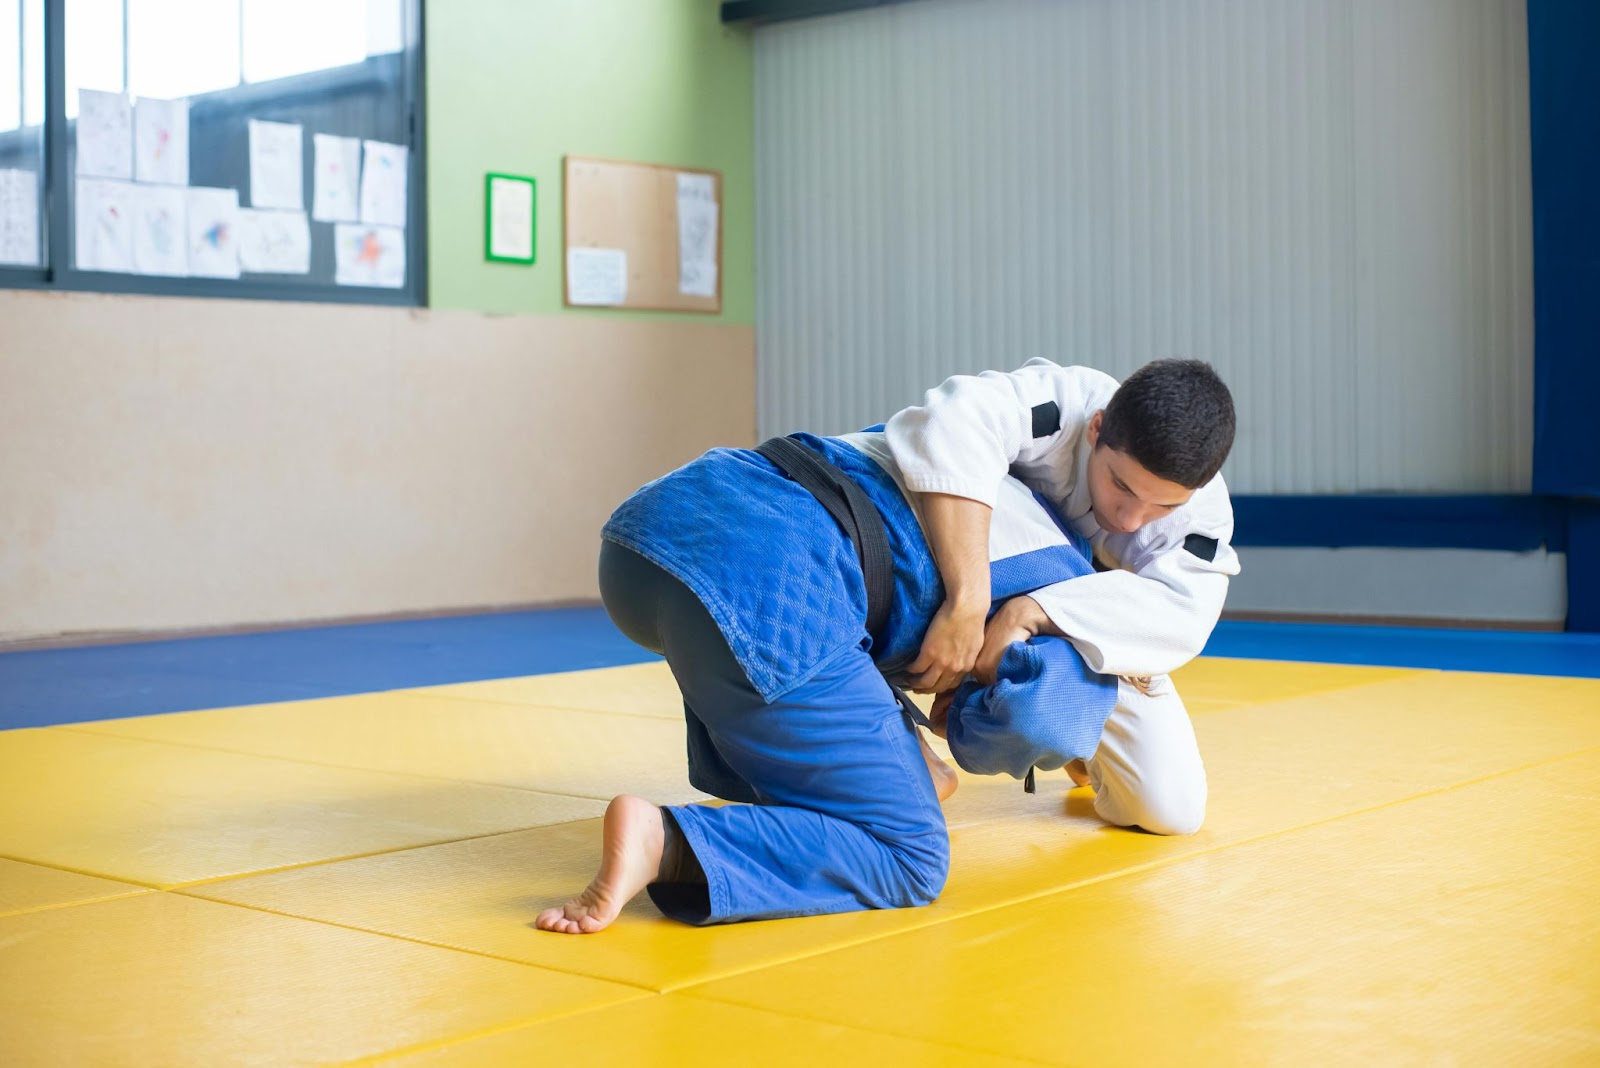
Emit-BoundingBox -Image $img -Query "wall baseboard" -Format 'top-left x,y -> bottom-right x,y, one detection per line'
1222,610 -> 1563,633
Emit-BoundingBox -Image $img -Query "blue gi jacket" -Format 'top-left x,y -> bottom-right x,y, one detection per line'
602,434 -> 1117,778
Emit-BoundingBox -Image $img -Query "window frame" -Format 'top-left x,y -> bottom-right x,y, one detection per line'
0,0 -> 426,307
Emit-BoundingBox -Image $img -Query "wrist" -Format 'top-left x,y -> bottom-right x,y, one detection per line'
944,591 -> 990,618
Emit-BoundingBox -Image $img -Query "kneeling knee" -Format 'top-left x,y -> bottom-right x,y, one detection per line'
1133,785 -> 1207,836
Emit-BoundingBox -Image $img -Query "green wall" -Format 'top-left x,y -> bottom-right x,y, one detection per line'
426,0 -> 754,322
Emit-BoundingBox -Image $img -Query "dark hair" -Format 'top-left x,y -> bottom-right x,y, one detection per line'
1098,359 -> 1235,488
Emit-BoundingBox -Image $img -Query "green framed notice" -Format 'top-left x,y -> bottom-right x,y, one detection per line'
485,173 -> 537,264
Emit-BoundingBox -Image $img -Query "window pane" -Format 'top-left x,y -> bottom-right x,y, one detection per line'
66,0 -> 125,117
243,0 -> 365,83
0,0 -> 43,267
366,0 -> 403,57
0,0 -> 20,132
127,0 -> 240,100
21,0 -> 42,126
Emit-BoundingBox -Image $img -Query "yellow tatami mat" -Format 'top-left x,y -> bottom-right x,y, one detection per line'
0,893 -> 643,1067
1,656 -> 1596,1064
0,727 -> 607,887
378,993 -> 1035,1067
72,690 -> 709,804
0,857 -> 149,918
687,749 -> 1600,1064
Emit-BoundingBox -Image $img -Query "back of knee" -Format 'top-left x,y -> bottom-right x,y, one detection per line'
895,827 -> 951,906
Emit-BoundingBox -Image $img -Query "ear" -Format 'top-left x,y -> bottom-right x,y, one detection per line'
1087,409 -> 1104,448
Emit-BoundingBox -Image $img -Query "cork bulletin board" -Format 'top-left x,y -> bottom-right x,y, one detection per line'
563,155 -> 722,313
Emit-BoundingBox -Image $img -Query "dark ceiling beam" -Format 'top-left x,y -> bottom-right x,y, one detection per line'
720,0 -> 914,26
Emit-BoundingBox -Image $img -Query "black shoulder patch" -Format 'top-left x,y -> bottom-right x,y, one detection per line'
1184,533 -> 1219,562
1030,401 -> 1061,439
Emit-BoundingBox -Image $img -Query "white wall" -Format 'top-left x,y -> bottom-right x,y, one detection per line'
754,0 -> 1534,495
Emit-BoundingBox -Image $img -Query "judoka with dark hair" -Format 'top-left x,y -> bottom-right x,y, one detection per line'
537,359 -> 1237,933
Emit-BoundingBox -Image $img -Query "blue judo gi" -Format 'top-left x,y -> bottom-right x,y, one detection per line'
600,434 -> 1118,924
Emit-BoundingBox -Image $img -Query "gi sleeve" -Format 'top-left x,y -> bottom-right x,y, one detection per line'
944,637 -> 1119,779
1027,500 -> 1240,677
884,360 -> 1116,508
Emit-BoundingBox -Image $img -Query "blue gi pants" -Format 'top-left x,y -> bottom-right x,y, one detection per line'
599,540 -> 950,925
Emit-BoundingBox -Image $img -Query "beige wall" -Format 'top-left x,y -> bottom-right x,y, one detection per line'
0,290 -> 754,643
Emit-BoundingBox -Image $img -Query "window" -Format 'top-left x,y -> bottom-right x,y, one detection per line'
0,0 -> 423,304
0,0 -> 44,268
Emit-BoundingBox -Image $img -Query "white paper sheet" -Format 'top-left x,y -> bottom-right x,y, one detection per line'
676,172 -> 718,298
130,184 -> 188,276
248,120 -> 304,210
186,187 -> 242,279
566,247 -> 628,306
134,97 -> 190,186
75,178 -> 137,272
487,176 -> 534,261
0,169 -> 40,267
359,140 -> 408,227
77,90 -> 133,180
334,223 -> 405,288
237,208 -> 310,274
312,133 -> 361,223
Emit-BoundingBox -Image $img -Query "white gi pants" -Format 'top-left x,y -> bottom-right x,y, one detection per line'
1083,675 -> 1207,836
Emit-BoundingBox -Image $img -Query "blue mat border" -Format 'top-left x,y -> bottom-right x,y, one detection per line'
2,609 -> 1595,731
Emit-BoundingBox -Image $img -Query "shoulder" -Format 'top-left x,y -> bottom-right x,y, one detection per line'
1016,359 -> 1120,408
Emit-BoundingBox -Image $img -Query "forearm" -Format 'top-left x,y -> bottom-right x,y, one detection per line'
920,492 -> 993,612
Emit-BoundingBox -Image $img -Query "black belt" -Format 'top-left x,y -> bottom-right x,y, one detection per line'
756,436 -> 896,644
756,435 -> 1038,795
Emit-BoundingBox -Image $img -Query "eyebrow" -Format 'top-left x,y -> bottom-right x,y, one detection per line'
1111,469 -> 1186,509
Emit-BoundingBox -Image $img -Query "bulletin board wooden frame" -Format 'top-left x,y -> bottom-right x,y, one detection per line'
563,156 -> 722,313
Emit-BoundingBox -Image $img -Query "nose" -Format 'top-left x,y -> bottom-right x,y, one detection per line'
1109,508 -> 1146,534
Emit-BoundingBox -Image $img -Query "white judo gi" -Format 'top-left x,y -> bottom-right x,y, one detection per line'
873,358 -> 1242,835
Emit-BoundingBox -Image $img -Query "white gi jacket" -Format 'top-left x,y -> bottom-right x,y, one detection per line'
883,358 -> 1240,678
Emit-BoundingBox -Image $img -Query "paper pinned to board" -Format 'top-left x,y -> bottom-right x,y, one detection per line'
248,119 -> 304,210
0,169 -> 39,267
129,184 -> 188,276
186,187 -> 242,279
358,139 -> 408,227
312,133 -> 361,223
676,172 -> 718,298
134,97 -> 190,186
77,90 -> 133,180
237,208 -> 310,274
334,223 -> 405,288
75,178 -> 136,273
566,247 -> 628,306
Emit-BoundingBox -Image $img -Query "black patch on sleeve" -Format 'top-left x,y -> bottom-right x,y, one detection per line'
1030,401 -> 1061,439
1184,533 -> 1219,563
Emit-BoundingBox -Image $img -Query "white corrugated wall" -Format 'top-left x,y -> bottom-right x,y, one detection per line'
754,0 -> 1534,494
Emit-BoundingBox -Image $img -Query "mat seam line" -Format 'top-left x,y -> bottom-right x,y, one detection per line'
931,739 -> 1600,923
166,886 -> 665,994
334,990 -> 1063,1068
387,688 -> 682,723
0,888 -> 154,921
666,741 -> 1600,1006
0,851 -> 165,890
49,722 -> 650,805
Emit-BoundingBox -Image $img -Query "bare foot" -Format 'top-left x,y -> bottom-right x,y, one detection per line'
535,795 -> 664,935
918,729 -> 960,802
1066,758 -> 1091,789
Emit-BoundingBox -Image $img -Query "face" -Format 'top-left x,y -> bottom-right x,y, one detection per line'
1084,410 -> 1195,534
